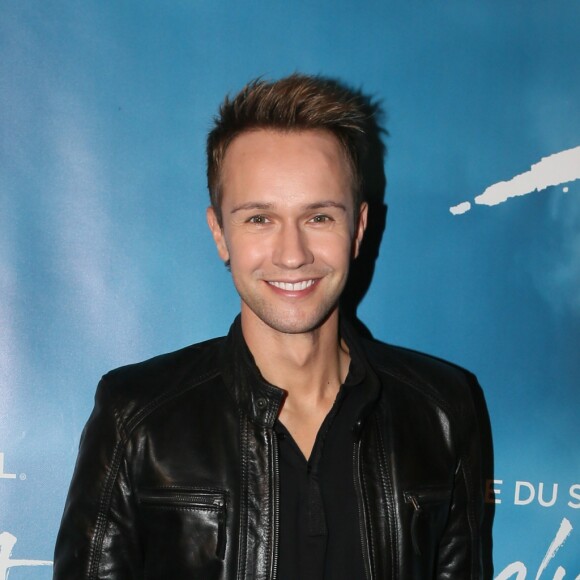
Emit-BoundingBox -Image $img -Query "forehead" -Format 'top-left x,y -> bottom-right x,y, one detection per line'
220,129 -> 353,202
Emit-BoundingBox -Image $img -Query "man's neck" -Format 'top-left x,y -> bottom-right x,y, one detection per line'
241,309 -> 350,406
241,308 -> 351,460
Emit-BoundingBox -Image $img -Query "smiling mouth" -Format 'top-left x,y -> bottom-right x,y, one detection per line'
267,279 -> 316,291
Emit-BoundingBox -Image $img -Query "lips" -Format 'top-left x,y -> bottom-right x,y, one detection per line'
267,279 -> 316,291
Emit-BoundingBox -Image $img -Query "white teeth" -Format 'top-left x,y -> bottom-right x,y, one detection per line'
269,280 -> 315,291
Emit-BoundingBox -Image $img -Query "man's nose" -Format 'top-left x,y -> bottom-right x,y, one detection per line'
272,223 -> 314,269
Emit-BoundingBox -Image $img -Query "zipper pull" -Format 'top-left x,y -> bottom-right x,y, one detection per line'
405,494 -> 423,557
215,498 -> 226,560
408,494 -> 421,513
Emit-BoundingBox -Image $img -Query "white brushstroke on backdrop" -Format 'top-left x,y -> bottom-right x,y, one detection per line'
534,517 -> 573,580
450,146 -> 580,215
0,532 -> 52,580
449,201 -> 471,215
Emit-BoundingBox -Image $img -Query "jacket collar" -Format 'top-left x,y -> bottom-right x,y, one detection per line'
221,315 -> 285,428
221,314 -> 381,428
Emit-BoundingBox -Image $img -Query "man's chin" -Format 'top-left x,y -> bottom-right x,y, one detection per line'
244,305 -> 339,336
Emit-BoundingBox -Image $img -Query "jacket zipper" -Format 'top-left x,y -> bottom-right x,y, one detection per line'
139,490 -> 227,560
139,492 -> 225,508
353,422 -> 374,580
404,493 -> 423,556
403,488 -> 450,557
270,429 -> 281,580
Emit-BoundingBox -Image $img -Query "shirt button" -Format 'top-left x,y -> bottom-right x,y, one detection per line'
256,398 -> 267,409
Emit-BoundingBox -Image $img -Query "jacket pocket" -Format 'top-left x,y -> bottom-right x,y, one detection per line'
138,487 -> 228,573
403,486 -> 452,557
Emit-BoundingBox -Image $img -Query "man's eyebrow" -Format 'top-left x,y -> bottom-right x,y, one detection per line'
230,200 -> 348,214
304,201 -> 347,212
230,202 -> 273,214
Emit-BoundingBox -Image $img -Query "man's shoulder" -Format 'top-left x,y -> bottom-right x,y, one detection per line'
360,336 -> 479,409
363,337 -> 474,382
97,335 -> 227,413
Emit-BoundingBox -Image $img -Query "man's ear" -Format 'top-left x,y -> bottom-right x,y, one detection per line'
353,202 -> 368,259
206,207 -> 230,263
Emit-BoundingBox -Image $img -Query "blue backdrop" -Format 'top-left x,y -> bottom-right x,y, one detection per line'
1,2 -> 579,577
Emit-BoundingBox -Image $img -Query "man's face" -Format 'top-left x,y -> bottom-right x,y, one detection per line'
207,129 -> 367,335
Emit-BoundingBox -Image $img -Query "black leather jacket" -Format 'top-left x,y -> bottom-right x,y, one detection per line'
54,317 -> 484,579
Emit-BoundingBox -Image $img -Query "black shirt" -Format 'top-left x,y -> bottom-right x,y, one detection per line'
274,349 -> 374,580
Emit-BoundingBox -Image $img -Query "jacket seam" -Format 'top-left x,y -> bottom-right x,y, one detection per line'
87,423 -> 126,579
236,418 -> 249,580
375,411 -> 399,579
359,436 -> 377,576
460,454 -> 478,577
86,368 -> 222,579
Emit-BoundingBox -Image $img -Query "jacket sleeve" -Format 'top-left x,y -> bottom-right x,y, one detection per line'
53,377 -> 143,579
436,374 -> 486,579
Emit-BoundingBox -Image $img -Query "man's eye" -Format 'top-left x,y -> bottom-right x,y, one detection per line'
310,214 -> 332,223
248,215 -> 269,224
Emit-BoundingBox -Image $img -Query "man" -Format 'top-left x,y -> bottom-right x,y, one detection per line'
54,74 -> 484,579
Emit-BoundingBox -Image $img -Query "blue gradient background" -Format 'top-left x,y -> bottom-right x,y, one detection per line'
1,1 -> 579,577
